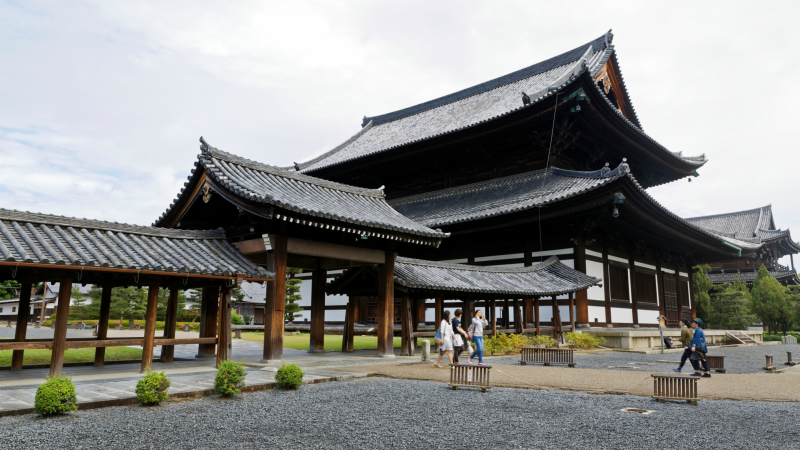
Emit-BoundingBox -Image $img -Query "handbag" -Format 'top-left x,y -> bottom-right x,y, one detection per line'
453,334 -> 463,347
434,329 -> 443,345
689,350 -> 705,361
465,341 -> 474,354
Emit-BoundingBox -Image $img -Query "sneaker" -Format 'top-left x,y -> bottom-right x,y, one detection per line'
690,372 -> 702,377
672,368 -> 682,373
702,373 -> 711,378
477,362 -> 485,366
468,358 -> 473,365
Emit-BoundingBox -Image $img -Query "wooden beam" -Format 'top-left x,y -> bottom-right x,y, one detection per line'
140,282 -> 160,373
514,300 -> 523,334
400,294 -> 413,356
628,250 -> 639,325
434,296 -> 442,326
11,283 -> 32,371
309,268 -> 327,353
376,251 -> 396,357
94,285 -> 113,367
287,237 -> 385,264
569,292 -> 576,332
574,238 -> 589,325
263,234 -> 287,362
160,288 -> 179,363
602,245 -> 612,324
201,286 -> 220,357
49,278 -> 72,377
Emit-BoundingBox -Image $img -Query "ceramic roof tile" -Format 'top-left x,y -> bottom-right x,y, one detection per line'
706,269 -> 800,285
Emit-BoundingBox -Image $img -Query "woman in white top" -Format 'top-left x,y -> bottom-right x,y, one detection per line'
434,310 -> 454,368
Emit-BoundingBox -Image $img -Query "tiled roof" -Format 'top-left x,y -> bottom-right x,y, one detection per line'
392,256 -> 599,296
707,269 -> 800,285
297,30 -> 705,174
0,209 -> 267,278
686,206 -> 775,240
389,161 -> 763,252
156,138 -> 447,244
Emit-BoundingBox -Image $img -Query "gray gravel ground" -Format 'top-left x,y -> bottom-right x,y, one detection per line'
1,378 -> 798,449
0,328 -> 94,339
486,344 -> 800,374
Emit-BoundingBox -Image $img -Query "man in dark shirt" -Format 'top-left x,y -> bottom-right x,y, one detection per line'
451,309 -> 468,363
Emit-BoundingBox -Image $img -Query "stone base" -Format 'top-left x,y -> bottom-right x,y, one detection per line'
579,328 -> 764,351
307,350 -> 326,354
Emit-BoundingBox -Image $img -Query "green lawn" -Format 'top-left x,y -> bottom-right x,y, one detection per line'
239,332 -> 401,351
0,347 -> 144,366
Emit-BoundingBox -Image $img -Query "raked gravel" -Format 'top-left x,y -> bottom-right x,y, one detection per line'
485,344 -> 800,374
1,377 -> 798,449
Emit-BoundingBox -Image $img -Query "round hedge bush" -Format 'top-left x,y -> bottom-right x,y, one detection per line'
35,375 -> 78,416
275,363 -> 304,390
135,371 -> 170,405
215,360 -> 247,397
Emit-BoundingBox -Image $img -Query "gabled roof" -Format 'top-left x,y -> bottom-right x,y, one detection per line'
296,30 -> 705,174
685,205 -> 800,254
389,161 -> 763,253
155,138 -> 447,244
0,209 -> 266,278
326,256 -> 599,297
706,269 -> 800,286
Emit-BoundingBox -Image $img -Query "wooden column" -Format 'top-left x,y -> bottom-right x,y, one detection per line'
514,300 -> 523,334
217,288 -> 232,366
49,278 -> 73,377
569,292 -> 576,332
534,296 -> 540,336
463,299 -> 474,332
140,282 -> 160,373
689,266 -> 697,320
160,288 -> 179,363
523,298 -> 533,328
434,296 -> 442,326
263,234 -> 288,362
551,295 -> 560,341
656,255 -> 666,318
503,299 -> 510,329
628,251 -> 639,325
574,237 -> 589,325
490,299 -> 497,337
93,285 -> 112,367
309,268 -> 327,353
376,251 -> 396,357
602,245 -> 612,325
342,300 -> 355,352
400,294 -> 413,356
11,282 -> 32,371
200,286 -> 219,357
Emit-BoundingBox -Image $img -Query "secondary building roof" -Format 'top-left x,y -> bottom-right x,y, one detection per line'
706,268 -> 800,286
0,209 -> 267,278
296,30 -> 705,174
686,205 -> 800,255
155,138 -> 448,245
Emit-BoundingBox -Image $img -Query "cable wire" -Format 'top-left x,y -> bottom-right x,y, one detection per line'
537,91 -> 562,262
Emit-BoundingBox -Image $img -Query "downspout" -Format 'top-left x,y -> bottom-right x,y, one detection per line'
721,241 -> 742,257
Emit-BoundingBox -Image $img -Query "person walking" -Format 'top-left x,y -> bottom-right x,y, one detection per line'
434,310 -> 454,368
468,310 -> 489,365
689,318 -> 711,378
451,309 -> 468,363
673,318 -> 694,373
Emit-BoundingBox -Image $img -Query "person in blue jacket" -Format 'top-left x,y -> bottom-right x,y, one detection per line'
689,318 -> 711,378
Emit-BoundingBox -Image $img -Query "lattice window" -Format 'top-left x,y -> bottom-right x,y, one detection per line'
610,265 -> 630,301
635,271 -> 658,304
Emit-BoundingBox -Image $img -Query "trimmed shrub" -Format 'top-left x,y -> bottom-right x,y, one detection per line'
275,363 -> 304,390
231,311 -> 244,325
564,332 -> 606,350
215,360 -> 247,397
135,371 -> 170,405
529,335 -> 556,348
34,375 -> 78,416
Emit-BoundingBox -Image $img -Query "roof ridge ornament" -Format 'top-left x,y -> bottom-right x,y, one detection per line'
605,29 -> 614,46
522,91 -> 531,106
199,136 -> 212,156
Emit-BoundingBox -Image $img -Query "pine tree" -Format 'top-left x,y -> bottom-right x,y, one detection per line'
751,266 -> 789,333
0,280 -> 20,300
711,277 -> 757,330
693,264 -> 714,324
156,288 -> 187,321
284,268 -> 304,321
110,287 -> 148,327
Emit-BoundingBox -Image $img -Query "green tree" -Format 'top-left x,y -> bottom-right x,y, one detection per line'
69,285 -> 95,319
180,289 -> 202,322
710,278 -> 757,330
285,268 -> 304,321
693,264 -> 714,324
156,288 -> 187,321
750,266 -> 789,333
0,280 -> 20,300
783,285 -> 800,333
110,287 -> 147,327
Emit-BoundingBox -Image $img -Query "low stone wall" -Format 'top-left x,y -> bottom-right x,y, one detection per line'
580,328 -> 764,350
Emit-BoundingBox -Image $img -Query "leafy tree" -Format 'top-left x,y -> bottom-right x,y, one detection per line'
285,268 -> 304,321
0,280 -> 20,300
110,287 -> 147,327
750,266 -> 789,333
180,289 -> 202,322
783,285 -> 800,333
69,285 -> 96,319
710,278 -> 757,330
156,288 -> 187,321
693,264 -> 714,324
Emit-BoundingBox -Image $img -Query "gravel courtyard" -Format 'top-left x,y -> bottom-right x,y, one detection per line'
487,344 -> 799,374
2,377 -> 798,450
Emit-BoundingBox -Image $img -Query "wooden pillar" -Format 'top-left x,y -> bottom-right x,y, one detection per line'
160,288 -> 179,363
309,268 -> 327,353
400,294 -> 413,356
140,282 -> 160,373
689,265 -> 697,320
200,286 -> 219,357
434,296 -> 442,326
342,300 -> 355,352
656,255 -> 666,318
503,299 -> 510,329
376,251 -> 396,357
11,282 -> 32,371
574,237 -> 589,325
216,288 -> 232,366
49,278 -> 73,377
93,285 -> 113,367
534,296 -> 540,336
463,299 -> 474,332
569,292 -> 576,332
490,299 -> 497,337
415,298 -> 426,327
551,295 -> 560,341
263,234 -> 288,362
523,298 -> 533,328
602,245 -> 612,325
628,250 -> 639,325
514,300 -> 523,334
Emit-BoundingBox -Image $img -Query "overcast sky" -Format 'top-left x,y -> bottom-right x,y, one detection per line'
1,1 -> 798,265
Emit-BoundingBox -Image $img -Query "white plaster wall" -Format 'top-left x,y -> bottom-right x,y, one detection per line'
586,260 -> 605,301
588,305 -> 606,323
638,309 -> 660,325
611,307 -> 633,323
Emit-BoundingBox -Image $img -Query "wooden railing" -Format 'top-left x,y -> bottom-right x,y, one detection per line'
449,364 -> 491,392
519,347 -> 576,367
652,374 -> 699,405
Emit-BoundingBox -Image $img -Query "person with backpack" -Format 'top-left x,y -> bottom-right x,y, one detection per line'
673,318 -> 694,373
689,318 -> 711,378
468,309 -> 489,365
434,310 -> 454,368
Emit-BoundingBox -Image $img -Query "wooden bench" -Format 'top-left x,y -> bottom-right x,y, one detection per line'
706,355 -> 725,373
449,364 -> 491,392
519,347 -> 576,367
652,374 -> 699,405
